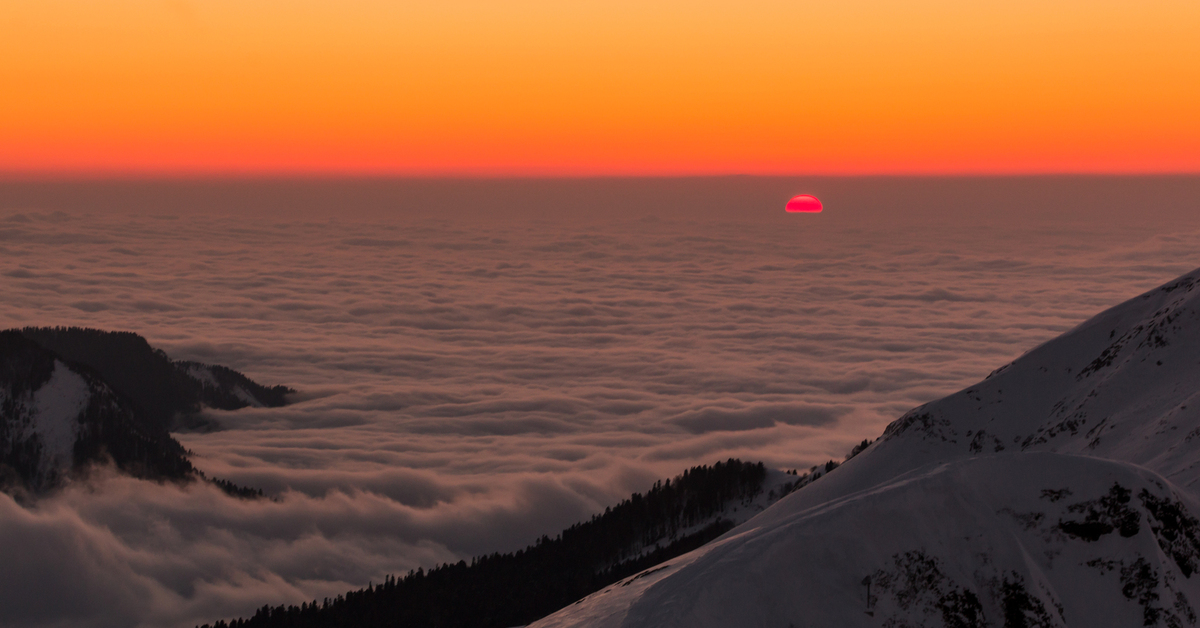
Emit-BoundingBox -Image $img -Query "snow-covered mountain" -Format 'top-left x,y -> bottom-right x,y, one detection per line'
535,268 -> 1200,628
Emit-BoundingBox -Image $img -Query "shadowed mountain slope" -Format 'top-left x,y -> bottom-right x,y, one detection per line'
1,328 -> 287,496
534,266 -> 1200,628
0,331 -> 194,493
198,460 -> 823,628
20,327 -> 292,432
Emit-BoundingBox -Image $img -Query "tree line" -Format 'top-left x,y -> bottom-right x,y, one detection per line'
199,459 -> 769,628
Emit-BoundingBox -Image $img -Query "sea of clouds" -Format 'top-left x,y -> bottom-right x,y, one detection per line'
1,177 -> 1198,627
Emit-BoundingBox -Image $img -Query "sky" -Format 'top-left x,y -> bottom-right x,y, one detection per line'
3,0 -> 1199,176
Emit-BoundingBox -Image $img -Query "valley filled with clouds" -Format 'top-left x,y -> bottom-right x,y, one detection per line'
2,178 -> 1198,627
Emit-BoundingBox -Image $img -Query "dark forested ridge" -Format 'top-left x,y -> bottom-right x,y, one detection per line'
1,328 -> 287,496
1,330 -> 72,489
0,330 -> 195,492
200,460 -> 775,628
19,327 -> 293,431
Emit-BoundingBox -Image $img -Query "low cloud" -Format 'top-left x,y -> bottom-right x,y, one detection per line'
669,403 -> 845,434
1,186 -> 1199,626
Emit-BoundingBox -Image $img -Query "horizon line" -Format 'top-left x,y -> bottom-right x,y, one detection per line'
4,170 -> 1200,183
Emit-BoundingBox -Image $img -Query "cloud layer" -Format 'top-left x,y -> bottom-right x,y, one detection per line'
1,178 -> 1199,626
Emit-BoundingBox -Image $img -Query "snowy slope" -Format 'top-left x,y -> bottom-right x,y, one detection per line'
184,363 -> 264,407
535,267 -> 1200,628
27,361 -> 90,474
0,359 -> 90,489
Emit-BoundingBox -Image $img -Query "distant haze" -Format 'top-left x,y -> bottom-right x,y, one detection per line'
0,176 -> 1198,627
4,175 -> 1200,223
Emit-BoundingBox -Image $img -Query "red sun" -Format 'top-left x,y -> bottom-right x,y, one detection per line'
785,194 -> 823,213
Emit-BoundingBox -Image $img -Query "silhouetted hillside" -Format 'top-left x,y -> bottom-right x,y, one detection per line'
0,330 -> 194,492
2,328 -> 279,497
20,327 -> 292,431
200,459 -> 772,628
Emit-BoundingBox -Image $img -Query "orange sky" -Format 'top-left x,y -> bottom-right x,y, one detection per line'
2,1 -> 1199,176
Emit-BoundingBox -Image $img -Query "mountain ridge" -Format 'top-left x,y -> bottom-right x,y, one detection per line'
0,328 -> 290,496
20,326 -> 293,432
0,330 -> 194,493
535,266 -> 1200,627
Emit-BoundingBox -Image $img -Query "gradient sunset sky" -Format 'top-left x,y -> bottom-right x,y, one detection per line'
3,1 -> 1198,176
